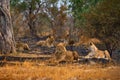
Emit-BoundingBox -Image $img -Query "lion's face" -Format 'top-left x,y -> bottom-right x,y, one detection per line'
80,43 -> 92,53
56,42 -> 67,53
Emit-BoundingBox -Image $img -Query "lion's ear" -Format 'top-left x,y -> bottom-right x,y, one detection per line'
89,42 -> 93,45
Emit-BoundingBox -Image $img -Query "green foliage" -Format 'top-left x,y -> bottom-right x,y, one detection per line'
11,0 -> 28,13
84,0 -> 120,54
10,0 -> 20,7
68,0 -> 120,55
68,0 -> 101,27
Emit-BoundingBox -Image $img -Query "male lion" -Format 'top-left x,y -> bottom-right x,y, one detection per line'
85,42 -> 111,60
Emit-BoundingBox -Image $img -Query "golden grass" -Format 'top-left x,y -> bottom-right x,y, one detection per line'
0,53 -> 51,57
0,61 -> 119,80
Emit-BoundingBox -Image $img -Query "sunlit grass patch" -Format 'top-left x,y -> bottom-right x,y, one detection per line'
0,61 -> 119,80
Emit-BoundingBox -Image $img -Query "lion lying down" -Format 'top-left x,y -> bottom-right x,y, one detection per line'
36,36 -> 54,47
16,42 -> 30,51
50,42 -> 79,64
85,42 -> 111,60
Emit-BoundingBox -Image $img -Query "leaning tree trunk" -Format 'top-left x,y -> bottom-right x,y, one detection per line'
0,0 -> 16,54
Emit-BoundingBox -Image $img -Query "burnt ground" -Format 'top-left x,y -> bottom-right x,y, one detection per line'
0,36 -> 119,66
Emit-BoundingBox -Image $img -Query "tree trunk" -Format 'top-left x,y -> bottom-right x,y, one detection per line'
28,20 -> 37,37
105,43 -> 113,57
27,5 -> 38,38
0,0 -> 16,54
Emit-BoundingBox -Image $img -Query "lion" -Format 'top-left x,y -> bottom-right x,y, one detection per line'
74,35 -> 102,46
84,42 -> 111,60
16,42 -> 30,51
36,36 -> 55,47
53,42 -> 79,63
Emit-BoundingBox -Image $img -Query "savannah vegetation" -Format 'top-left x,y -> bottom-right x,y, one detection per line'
0,0 -> 120,80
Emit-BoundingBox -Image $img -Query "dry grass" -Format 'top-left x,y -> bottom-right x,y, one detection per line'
0,61 -> 119,80
0,53 -> 51,57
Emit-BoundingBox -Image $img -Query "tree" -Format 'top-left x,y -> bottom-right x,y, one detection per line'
10,0 -> 68,39
21,0 -> 42,37
11,0 -> 46,37
0,0 -> 16,54
42,0 -> 68,40
84,0 -> 120,57
68,0 -> 101,27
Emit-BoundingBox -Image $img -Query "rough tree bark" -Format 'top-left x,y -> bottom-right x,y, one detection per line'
25,3 -> 38,38
28,19 -> 37,37
0,0 -> 16,54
